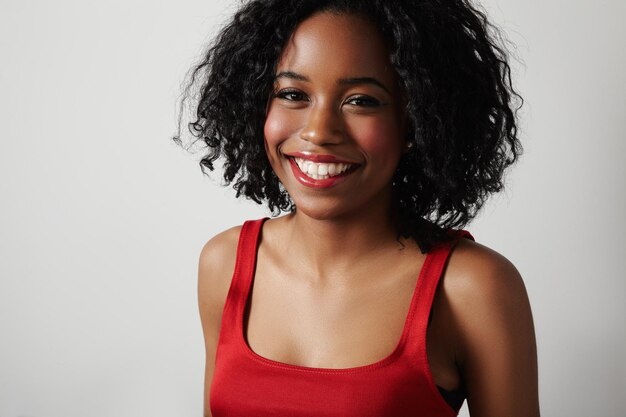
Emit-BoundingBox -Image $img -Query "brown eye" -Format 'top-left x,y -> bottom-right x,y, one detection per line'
274,89 -> 308,102
345,95 -> 382,107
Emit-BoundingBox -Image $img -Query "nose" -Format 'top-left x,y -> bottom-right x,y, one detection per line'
299,102 -> 343,145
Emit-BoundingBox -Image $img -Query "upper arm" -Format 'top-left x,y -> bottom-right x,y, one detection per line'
445,240 -> 539,417
197,225 -> 241,417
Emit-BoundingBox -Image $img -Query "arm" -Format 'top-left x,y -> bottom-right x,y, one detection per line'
197,226 -> 241,417
446,240 -> 540,417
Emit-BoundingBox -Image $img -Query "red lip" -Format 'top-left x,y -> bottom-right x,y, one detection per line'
287,157 -> 357,189
285,151 -> 360,165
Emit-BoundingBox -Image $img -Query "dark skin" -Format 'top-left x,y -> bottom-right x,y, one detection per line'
198,12 -> 539,417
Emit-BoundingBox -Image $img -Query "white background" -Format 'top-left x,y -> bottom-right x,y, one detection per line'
1,0 -> 624,416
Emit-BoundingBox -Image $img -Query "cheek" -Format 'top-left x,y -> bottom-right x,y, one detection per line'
263,107 -> 301,152
263,109 -> 285,167
263,113 -> 281,149
348,117 -> 403,161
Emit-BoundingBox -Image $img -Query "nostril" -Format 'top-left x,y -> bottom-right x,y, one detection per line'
299,127 -> 343,145
299,108 -> 343,145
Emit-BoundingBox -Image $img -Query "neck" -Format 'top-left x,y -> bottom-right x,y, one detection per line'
280,196 -> 403,284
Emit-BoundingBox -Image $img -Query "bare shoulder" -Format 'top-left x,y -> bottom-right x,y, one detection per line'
441,237 -> 533,347
441,238 -> 539,416
197,225 -> 243,330
443,238 -> 527,304
198,225 -> 242,284
198,226 -> 243,417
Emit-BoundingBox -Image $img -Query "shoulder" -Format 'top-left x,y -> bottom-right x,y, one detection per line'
197,224 -> 243,326
198,224 -> 242,280
443,237 -> 527,308
441,237 -> 535,361
440,238 -> 539,414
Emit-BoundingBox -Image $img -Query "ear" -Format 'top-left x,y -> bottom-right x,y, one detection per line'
399,108 -> 413,154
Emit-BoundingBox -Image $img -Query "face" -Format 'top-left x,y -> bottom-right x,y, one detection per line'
264,12 -> 406,221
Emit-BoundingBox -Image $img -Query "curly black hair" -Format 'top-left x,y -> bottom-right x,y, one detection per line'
174,0 -> 522,252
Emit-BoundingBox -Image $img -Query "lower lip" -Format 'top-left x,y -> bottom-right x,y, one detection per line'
288,158 -> 356,189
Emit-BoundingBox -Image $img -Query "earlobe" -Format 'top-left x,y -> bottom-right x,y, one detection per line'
403,140 -> 414,154
399,106 -> 412,154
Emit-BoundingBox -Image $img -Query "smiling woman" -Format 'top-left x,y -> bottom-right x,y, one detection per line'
264,13 -> 406,222
174,1 -> 539,416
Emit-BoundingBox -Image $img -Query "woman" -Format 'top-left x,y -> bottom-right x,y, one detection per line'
178,0 -> 539,416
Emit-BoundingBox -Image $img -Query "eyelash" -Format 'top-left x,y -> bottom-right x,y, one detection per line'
274,89 -> 307,102
345,95 -> 381,107
273,89 -> 382,108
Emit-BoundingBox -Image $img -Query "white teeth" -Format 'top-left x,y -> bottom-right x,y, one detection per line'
293,158 -> 354,180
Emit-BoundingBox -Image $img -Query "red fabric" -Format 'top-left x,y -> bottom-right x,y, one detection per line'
210,218 -> 474,417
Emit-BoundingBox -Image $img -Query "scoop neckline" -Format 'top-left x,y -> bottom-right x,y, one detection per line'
236,217 -> 434,374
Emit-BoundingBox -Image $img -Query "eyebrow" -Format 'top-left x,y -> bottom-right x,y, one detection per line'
275,71 -> 309,82
275,71 -> 391,94
338,77 -> 391,94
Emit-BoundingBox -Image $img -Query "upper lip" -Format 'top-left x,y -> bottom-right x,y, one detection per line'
284,151 -> 360,165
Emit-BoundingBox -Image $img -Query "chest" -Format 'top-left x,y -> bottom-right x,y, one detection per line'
244,253 -> 424,369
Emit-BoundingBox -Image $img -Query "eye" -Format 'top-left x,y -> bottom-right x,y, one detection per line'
345,95 -> 382,107
273,89 -> 308,102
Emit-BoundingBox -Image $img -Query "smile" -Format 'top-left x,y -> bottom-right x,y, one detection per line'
287,155 -> 359,188
293,157 -> 354,180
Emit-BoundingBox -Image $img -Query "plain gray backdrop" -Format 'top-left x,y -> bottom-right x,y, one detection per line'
1,0 -> 624,416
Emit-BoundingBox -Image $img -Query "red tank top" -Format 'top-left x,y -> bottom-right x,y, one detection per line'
210,218 -> 474,417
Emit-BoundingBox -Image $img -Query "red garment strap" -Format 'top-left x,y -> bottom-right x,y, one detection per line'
411,230 -> 475,370
217,218 -> 267,349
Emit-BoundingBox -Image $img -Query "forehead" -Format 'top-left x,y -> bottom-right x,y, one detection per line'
276,12 -> 396,84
